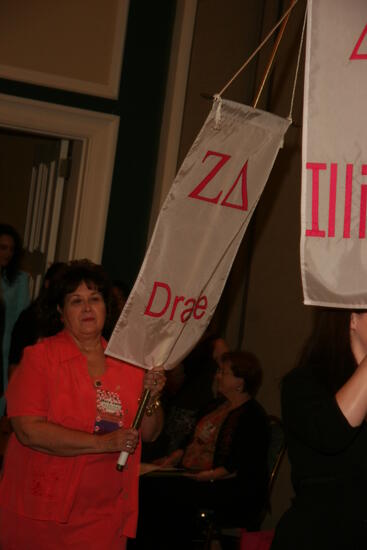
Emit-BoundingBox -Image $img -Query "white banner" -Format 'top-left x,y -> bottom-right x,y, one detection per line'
106,99 -> 290,369
301,0 -> 367,307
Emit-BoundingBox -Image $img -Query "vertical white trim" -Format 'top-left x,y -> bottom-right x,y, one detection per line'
35,163 -> 48,249
47,179 -> 64,265
46,139 -> 69,265
29,164 -> 43,252
40,159 -> 56,253
23,166 -> 37,248
148,0 -> 198,238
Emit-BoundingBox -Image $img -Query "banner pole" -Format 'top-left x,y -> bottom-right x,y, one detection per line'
253,0 -> 297,108
116,388 -> 151,471
216,0 -> 298,98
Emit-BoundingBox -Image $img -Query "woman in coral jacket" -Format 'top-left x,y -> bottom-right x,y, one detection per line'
0,260 -> 165,550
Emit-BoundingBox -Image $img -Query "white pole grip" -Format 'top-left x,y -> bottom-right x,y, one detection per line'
116,388 -> 151,471
116,450 -> 129,472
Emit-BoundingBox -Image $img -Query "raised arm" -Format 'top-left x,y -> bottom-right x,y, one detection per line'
335,317 -> 367,427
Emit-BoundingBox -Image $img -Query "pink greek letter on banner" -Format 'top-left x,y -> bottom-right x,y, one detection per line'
106,99 -> 290,370
301,0 -> 367,307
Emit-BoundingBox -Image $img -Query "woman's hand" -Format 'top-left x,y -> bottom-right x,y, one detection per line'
99,427 -> 139,454
144,366 -> 166,398
140,367 -> 165,442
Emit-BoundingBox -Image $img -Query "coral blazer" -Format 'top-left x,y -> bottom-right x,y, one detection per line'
0,330 -> 144,538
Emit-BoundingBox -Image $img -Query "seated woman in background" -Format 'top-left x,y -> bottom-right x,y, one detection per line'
142,331 -> 228,462
132,350 -> 270,550
271,308 -> 367,550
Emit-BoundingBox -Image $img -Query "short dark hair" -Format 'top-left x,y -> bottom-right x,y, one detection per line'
0,223 -> 23,284
221,350 -> 263,396
54,259 -> 111,309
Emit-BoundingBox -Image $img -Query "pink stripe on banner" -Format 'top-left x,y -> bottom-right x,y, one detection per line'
328,163 -> 337,237
343,164 -> 353,239
360,165 -> 367,239
359,186 -> 367,239
305,162 -> 326,237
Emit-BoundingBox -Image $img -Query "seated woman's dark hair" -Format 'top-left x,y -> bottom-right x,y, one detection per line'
0,223 -> 23,284
298,307 -> 361,393
53,259 -> 111,309
221,350 -> 262,396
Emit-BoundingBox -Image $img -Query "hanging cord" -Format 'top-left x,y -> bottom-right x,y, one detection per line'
216,0 -> 299,98
253,0 -> 297,108
287,4 -> 308,121
213,94 -> 223,129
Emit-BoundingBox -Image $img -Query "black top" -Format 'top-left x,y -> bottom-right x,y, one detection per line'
214,399 -> 269,473
212,398 -> 270,527
272,364 -> 367,550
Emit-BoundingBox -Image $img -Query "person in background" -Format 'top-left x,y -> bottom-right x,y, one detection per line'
0,259 -> 165,549
0,285 -> 5,395
8,261 -> 67,374
142,331 -> 228,462
271,308 -> 367,549
0,285 -> 6,457
103,279 -> 130,340
0,263 -> 67,464
134,350 -> 269,549
0,283 -> 4,395
0,223 -> 29,410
